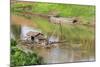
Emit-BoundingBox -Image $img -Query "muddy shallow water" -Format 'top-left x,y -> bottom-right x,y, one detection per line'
17,25 -> 95,64
11,15 -> 95,64
32,44 -> 94,64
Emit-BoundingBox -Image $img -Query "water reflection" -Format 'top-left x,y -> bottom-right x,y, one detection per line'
20,26 -> 41,40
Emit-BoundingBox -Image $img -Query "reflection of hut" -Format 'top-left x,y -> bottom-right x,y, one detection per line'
26,31 -> 47,45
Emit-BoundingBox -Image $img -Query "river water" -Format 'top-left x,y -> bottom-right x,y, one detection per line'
11,15 -> 95,64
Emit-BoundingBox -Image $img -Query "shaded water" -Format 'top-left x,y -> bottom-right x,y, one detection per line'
11,15 -> 95,64
32,45 -> 94,64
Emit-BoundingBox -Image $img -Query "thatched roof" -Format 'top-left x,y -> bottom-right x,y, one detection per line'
26,31 -> 43,37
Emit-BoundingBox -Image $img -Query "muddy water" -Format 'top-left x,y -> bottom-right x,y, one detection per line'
20,25 -> 95,64
32,45 -> 94,64
11,15 -> 95,64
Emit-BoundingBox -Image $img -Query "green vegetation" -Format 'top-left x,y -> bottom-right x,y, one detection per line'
31,16 -> 94,48
11,2 -> 95,65
11,2 -> 95,22
11,24 -> 21,39
11,39 -> 44,66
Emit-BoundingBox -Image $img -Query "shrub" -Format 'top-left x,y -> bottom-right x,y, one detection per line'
11,40 -> 44,66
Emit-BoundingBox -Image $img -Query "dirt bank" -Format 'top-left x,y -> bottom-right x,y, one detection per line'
11,15 -> 37,28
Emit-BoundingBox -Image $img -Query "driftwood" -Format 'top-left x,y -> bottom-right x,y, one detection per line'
49,16 -> 79,24
48,40 -> 68,44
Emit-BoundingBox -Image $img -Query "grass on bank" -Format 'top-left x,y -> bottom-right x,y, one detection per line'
11,39 -> 44,66
32,17 -> 95,47
11,2 -> 95,23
